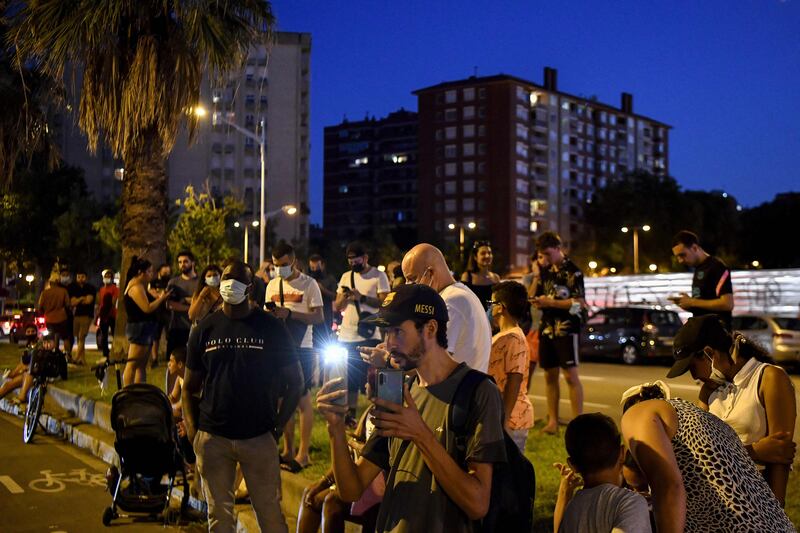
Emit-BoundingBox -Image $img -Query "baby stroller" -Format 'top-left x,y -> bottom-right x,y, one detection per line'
102,383 -> 188,526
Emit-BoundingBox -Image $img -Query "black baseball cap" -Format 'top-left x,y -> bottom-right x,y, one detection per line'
667,315 -> 729,378
362,284 -> 449,328
346,242 -> 366,258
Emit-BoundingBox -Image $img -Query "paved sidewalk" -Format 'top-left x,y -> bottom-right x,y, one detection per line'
0,383 -> 316,532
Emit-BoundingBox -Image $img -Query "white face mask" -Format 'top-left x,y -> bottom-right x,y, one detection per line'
205,275 -> 220,288
219,279 -> 249,305
276,265 -> 293,279
60,276 -> 71,285
706,354 -> 728,385
102,277 -> 113,285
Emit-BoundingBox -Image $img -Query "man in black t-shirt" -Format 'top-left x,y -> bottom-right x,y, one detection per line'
67,269 -> 96,365
532,232 -> 586,434
671,230 -> 734,329
183,260 -> 303,533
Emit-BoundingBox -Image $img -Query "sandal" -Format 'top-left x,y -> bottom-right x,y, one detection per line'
280,459 -> 306,474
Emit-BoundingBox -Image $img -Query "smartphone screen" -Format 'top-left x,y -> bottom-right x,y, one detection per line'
323,345 -> 348,406
376,369 -> 404,410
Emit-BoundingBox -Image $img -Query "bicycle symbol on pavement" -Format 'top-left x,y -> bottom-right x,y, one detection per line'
28,469 -> 106,493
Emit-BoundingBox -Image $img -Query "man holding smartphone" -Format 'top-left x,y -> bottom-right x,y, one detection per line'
334,242 -> 390,422
317,284 -> 507,533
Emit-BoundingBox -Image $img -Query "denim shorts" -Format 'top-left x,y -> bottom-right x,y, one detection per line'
126,321 -> 158,346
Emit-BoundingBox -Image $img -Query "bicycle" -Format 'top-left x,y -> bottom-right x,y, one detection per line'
23,367 -> 51,443
22,340 -> 68,444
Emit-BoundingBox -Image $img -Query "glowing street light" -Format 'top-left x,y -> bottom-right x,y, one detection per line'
751,260 -> 761,269
621,224 -> 651,274
449,221 -> 477,265
588,260 -> 598,270
649,264 -> 658,272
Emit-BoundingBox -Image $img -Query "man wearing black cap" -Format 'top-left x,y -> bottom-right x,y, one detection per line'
334,242 -> 390,418
317,284 -> 507,533
670,230 -> 734,329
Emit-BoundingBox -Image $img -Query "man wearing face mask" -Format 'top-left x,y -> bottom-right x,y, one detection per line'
265,242 -> 324,472
334,242 -> 390,418
183,260 -> 303,533
390,243 -> 490,372
96,269 -> 119,359
308,254 -> 337,349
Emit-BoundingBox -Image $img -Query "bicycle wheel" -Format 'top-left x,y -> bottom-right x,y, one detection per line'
23,382 -> 45,443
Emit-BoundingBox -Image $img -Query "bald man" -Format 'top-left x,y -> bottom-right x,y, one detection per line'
401,243 -> 491,372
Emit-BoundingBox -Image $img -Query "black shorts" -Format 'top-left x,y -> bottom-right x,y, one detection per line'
539,334 -> 579,370
297,348 -> 317,394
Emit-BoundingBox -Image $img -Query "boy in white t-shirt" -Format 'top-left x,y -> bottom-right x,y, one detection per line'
333,242 -> 390,419
266,242 -> 324,471
554,413 -> 651,533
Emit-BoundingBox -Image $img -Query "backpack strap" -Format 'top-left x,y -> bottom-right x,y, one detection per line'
279,278 -> 285,307
351,270 -> 362,315
449,368 -> 493,461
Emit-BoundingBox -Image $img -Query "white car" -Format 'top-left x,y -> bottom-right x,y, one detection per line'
731,315 -> 800,365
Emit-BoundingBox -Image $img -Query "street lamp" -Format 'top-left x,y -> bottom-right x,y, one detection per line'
621,224 -> 651,274
234,220 -> 260,265
648,263 -> 658,272
588,260 -> 598,276
24,274 -> 34,303
261,204 -> 298,258
196,105 -> 268,265
448,221 -> 476,266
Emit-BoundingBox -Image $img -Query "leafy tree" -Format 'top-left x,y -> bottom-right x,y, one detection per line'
168,186 -> 243,268
741,193 -> 800,268
8,0 -> 275,350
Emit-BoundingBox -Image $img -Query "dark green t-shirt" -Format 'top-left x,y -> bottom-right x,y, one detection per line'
361,363 -> 507,533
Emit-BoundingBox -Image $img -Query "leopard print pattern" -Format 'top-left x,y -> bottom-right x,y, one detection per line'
669,399 -> 795,532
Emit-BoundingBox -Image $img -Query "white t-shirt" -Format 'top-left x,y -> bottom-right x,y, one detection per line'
337,268 -> 390,342
265,272 -> 323,349
439,282 -> 491,372
559,483 -> 652,533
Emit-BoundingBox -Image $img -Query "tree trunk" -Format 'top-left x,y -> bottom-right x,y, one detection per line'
111,128 -> 169,362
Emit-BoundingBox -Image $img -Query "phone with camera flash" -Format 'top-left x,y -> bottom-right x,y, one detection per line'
376,369 -> 404,411
324,346 -> 349,406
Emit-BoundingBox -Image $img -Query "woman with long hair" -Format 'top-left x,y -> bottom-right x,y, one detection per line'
123,257 -> 171,386
665,314 -> 796,505
188,264 -> 223,324
460,240 -> 500,310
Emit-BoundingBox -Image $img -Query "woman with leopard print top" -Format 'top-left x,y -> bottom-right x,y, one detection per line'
620,382 -> 793,533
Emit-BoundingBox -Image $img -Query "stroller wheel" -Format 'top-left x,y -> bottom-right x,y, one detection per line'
102,506 -> 115,526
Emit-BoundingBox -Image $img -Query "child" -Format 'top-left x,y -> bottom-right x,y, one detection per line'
554,413 -> 652,533
167,347 -> 187,418
488,281 -> 534,452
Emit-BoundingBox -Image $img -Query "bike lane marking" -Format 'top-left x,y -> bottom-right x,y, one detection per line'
0,475 -> 24,494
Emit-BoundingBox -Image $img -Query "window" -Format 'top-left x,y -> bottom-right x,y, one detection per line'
463,143 -> 475,156
350,156 -> 368,167
478,88 -> 487,99
445,181 -> 457,194
445,108 -> 457,121
463,198 -> 475,212
445,126 -> 457,140
445,144 -> 457,158
477,181 -> 488,193
436,165 -> 443,177
478,144 -> 487,155
516,86 -> 528,101
516,178 -> 529,193
516,142 -> 528,158
445,163 -> 457,176
516,216 -> 529,230
516,235 -> 529,250
463,124 -> 475,137
338,185 -> 349,194
435,129 -> 444,141
445,90 -> 457,103
445,199 -> 457,213
463,106 -> 475,119
516,198 -> 528,212
463,87 -> 475,101
609,115 -> 617,126
530,221 -> 539,232
477,162 -> 486,174
478,107 -> 486,118
562,134 -> 570,145
516,104 -> 528,120
463,179 -> 475,193
516,124 -> 529,139
516,161 -> 529,176
600,111 -> 607,123
478,125 -> 486,136
463,161 -> 475,174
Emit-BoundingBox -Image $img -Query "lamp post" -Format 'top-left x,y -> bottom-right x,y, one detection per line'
621,224 -> 650,274
234,220 -> 260,265
196,105 -> 268,265
24,274 -> 34,303
263,204 -> 298,257
448,221 -> 476,266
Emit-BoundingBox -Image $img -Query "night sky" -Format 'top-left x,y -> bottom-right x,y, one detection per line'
271,0 -> 800,226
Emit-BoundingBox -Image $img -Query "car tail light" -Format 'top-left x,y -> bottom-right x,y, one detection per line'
35,317 -> 45,325
13,314 -> 20,320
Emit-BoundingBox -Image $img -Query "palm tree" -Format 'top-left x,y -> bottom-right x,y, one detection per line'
7,0 -> 274,355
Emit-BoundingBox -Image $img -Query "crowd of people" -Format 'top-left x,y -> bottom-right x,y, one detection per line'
2,229 -> 797,533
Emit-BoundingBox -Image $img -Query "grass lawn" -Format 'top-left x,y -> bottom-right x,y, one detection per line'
2,341 -> 799,532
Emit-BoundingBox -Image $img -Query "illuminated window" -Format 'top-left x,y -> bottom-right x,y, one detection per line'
463,87 -> 475,101
445,181 -> 456,194
445,163 -> 457,176
445,145 -> 457,158
445,90 -> 457,103
463,106 -> 475,119
463,161 -> 475,174
445,126 -> 457,140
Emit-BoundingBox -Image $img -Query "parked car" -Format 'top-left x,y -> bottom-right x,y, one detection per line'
730,314 -> 800,365
8,309 -> 47,344
580,307 -> 683,365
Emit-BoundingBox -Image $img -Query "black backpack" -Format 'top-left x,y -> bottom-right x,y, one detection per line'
450,369 -> 536,533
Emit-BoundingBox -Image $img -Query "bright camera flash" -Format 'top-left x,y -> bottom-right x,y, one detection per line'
323,345 -> 348,365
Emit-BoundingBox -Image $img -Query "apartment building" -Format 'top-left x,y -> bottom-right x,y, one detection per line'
323,109 -> 418,248
52,32 -> 311,256
414,67 -> 670,271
